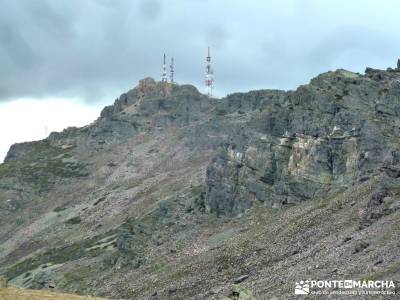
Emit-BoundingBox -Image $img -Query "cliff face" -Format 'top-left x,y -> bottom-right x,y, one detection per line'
0,66 -> 400,299
206,68 -> 400,215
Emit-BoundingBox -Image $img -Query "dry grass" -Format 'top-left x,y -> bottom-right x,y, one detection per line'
0,287 -> 120,300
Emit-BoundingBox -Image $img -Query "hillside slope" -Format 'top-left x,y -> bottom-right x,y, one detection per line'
0,287 -> 119,300
1,66 -> 400,299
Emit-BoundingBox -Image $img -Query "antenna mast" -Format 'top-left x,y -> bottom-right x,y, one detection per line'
170,57 -> 175,83
205,47 -> 214,97
161,53 -> 168,82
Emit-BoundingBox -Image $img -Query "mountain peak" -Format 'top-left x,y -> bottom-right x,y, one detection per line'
2,64 -> 400,299
99,77 -> 202,119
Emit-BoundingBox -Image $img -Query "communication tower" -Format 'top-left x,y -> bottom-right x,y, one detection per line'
205,47 -> 214,96
170,57 -> 175,83
161,53 -> 168,82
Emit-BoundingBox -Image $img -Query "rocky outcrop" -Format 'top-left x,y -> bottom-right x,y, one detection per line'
205,68 -> 400,215
4,142 -> 36,162
6,68 -> 400,217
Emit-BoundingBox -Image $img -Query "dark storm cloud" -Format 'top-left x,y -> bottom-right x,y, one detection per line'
0,0 -> 400,102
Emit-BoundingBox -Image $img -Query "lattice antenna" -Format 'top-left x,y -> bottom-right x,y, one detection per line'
205,47 -> 214,96
161,53 -> 168,82
170,57 -> 175,83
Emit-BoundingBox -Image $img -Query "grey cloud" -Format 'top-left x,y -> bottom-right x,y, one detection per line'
139,0 -> 162,20
0,21 -> 38,70
0,0 -> 400,102
308,26 -> 396,72
206,25 -> 230,50
24,0 -> 75,39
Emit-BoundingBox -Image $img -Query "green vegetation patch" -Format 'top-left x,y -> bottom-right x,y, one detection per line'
86,234 -> 117,252
57,265 -> 94,293
0,163 -> 13,178
10,263 -> 63,288
65,216 -> 82,225
190,184 -> 207,212
363,261 -> 400,281
53,206 -> 68,213
5,231 -> 116,280
0,141 -> 89,193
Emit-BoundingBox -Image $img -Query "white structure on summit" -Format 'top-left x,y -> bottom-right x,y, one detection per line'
205,47 -> 214,97
170,57 -> 175,83
161,53 -> 168,82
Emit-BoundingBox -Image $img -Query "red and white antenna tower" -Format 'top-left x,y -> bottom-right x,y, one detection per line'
205,47 -> 214,97
170,57 -> 175,83
161,53 -> 168,82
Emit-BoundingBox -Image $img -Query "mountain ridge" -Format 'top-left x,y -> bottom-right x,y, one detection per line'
1,64 -> 400,299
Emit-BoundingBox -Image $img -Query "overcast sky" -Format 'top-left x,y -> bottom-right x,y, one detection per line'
1,0 -> 400,161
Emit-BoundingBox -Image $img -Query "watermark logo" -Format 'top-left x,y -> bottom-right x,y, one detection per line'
295,280 -> 396,296
295,280 -> 310,295
344,280 -> 353,289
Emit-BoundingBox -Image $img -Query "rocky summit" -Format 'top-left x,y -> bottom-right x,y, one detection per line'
1,65 -> 400,299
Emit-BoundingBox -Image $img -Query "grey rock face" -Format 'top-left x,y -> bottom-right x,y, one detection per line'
205,68 -> 400,215
4,142 -> 35,162
6,68 -> 400,217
